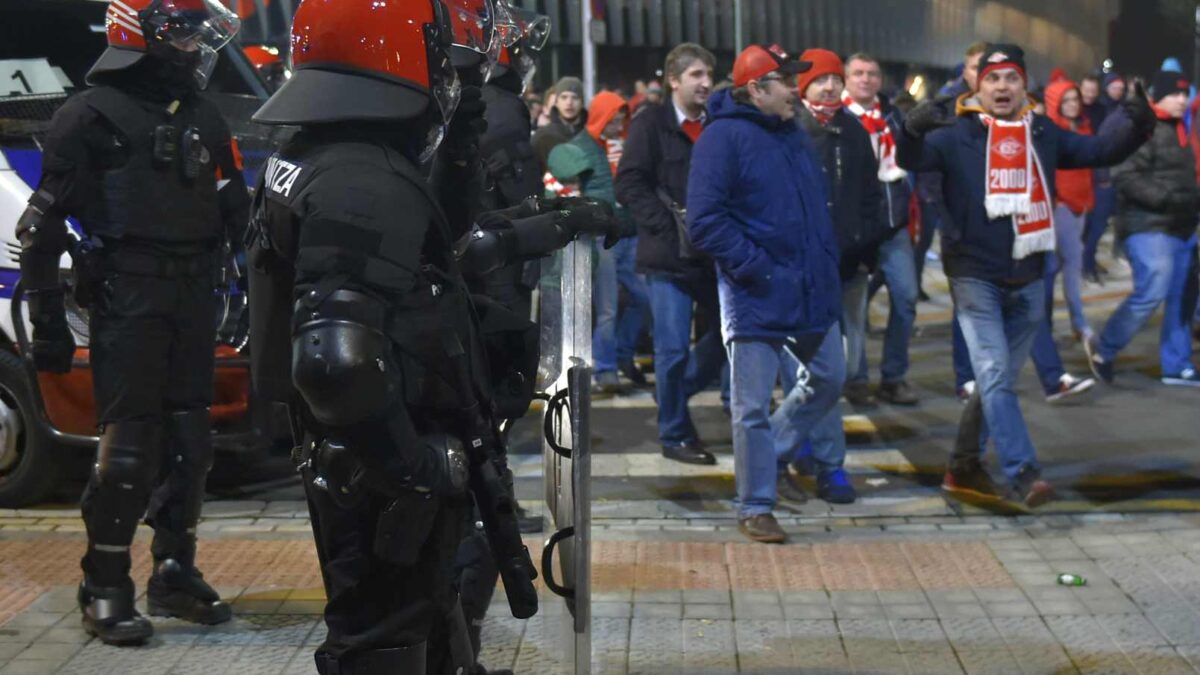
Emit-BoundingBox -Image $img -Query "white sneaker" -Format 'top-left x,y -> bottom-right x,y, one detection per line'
956,380 -> 976,403
1046,373 -> 1096,403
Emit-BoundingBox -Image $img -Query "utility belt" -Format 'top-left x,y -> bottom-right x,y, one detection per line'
102,248 -> 219,278
71,238 -> 219,308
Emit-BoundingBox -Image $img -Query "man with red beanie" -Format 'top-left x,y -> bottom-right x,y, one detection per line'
898,44 -> 1153,506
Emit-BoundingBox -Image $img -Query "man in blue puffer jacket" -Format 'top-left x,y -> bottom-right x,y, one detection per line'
688,45 -> 850,544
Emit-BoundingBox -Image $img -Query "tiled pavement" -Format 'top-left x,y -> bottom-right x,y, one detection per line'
7,511 -> 1200,672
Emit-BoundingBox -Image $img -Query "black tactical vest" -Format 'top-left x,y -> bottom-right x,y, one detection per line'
247,139 -> 494,417
83,86 -> 223,243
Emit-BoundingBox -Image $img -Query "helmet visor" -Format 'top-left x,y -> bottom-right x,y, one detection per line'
446,0 -> 513,81
505,4 -> 550,51
145,0 -> 241,52
425,22 -> 463,125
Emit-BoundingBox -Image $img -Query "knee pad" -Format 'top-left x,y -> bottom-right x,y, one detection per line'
83,419 -> 162,538
165,409 -> 215,476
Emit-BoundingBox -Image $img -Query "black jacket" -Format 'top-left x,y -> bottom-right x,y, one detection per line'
797,106 -> 886,281
615,102 -> 711,278
481,78 -> 542,209
1113,117 -> 1199,241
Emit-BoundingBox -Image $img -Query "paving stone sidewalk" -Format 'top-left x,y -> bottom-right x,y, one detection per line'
6,511 -> 1200,673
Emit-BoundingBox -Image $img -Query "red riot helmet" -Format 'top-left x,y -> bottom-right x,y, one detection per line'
253,0 -> 469,130
86,0 -> 241,89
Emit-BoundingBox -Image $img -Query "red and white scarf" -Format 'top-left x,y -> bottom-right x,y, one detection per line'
802,99 -> 841,125
543,172 -> 580,199
842,91 -> 906,182
981,112 -> 1055,260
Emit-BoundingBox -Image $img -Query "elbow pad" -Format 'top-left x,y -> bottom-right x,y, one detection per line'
17,190 -> 69,292
458,226 -> 517,277
291,289 -> 399,427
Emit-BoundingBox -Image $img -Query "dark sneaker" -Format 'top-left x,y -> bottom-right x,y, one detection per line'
941,458 -> 1003,503
738,513 -> 786,544
662,442 -> 716,466
843,381 -> 874,406
816,469 -> 857,504
618,359 -> 648,386
1084,338 -> 1114,384
1162,368 -> 1200,387
879,380 -> 919,406
1045,373 -> 1096,403
789,448 -> 816,477
79,578 -> 153,646
776,471 -> 808,508
1012,467 -> 1056,508
147,559 -> 233,625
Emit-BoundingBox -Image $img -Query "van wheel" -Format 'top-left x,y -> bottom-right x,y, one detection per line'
0,350 -> 61,507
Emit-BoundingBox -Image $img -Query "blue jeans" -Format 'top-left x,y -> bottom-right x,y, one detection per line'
1097,233 -> 1198,375
593,236 -> 650,375
1083,182 -> 1116,275
1029,253 -> 1069,395
952,314 -> 974,388
854,227 -> 918,383
646,275 -> 726,446
915,200 -> 946,288
841,269 -> 869,386
950,277 -> 1044,481
728,323 -> 845,518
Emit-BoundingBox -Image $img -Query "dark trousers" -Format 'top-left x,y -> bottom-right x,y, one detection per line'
81,262 -> 219,585
305,464 -> 469,665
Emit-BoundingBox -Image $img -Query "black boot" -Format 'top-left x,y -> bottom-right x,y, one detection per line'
147,558 -> 232,624
315,644 -> 427,674
78,577 -> 153,646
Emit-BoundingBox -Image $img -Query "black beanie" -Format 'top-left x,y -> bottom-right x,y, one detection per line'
978,44 -> 1028,83
1151,70 -> 1190,102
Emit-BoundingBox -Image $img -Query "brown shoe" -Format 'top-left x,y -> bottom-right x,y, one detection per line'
843,381 -> 875,407
776,472 -> 808,509
1013,467 -> 1056,508
878,380 -> 919,406
738,513 -> 786,544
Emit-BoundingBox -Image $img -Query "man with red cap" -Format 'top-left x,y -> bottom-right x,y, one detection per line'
898,44 -> 1153,507
688,45 -> 846,543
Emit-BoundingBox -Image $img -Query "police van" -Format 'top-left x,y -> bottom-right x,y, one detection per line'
0,0 -> 286,506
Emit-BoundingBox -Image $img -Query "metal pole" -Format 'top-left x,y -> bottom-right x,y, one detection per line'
1194,6 -> 1200,89
582,0 -> 597,100
734,0 -> 744,53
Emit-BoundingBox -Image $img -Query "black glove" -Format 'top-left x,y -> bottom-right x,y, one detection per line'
904,99 -> 956,137
556,200 -> 622,249
27,289 -> 74,373
444,86 -> 488,161
1121,80 -> 1156,137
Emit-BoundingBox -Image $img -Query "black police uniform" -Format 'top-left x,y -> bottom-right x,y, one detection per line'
477,70 -> 544,318
249,127 -> 495,674
18,64 -> 248,635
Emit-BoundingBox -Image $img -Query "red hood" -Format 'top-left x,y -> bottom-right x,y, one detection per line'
586,91 -> 629,143
1044,79 -> 1090,134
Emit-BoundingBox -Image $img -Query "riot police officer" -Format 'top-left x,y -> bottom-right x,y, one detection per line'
16,0 -> 248,645
248,0 -> 546,672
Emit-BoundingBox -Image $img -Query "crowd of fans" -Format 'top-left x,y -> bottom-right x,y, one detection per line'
521,42 -> 1198,544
